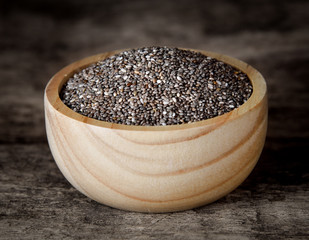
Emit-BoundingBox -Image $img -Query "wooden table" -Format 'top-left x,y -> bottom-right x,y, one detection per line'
1,1 -> 308,239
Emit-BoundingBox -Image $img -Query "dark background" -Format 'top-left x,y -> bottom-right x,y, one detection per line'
1,0 -> 308,239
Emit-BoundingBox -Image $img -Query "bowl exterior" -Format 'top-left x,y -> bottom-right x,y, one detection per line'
45,93 -> 267,212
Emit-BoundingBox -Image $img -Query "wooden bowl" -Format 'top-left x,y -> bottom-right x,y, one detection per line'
44,49 -> 267,213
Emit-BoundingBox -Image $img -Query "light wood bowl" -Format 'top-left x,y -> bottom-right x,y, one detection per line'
44,49 -> 267,213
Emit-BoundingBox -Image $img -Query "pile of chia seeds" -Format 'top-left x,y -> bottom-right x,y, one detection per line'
60,47 -> 252,126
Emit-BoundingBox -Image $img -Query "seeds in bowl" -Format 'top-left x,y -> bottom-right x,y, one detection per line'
60,46 -> 252,126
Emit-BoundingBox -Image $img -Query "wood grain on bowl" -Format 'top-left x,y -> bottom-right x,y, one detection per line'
44,49 -> 267,212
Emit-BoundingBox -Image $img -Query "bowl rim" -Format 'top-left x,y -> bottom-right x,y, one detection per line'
44,48 -> 267,131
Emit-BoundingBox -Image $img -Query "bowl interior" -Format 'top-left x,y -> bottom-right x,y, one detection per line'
45,49 -> 267,131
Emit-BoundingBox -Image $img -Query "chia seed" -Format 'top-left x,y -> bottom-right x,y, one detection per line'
60,46 -> 253,126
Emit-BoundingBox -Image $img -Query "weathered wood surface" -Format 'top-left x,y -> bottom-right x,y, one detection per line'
0,0 -> 308,239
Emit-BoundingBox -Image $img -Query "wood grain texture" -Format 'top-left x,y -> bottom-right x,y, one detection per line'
44,50 -> 267,212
